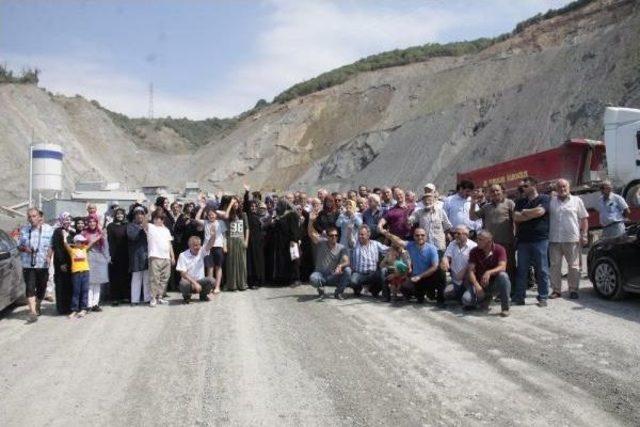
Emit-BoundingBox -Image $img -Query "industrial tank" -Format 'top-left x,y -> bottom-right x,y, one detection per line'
31,143 -> 63,191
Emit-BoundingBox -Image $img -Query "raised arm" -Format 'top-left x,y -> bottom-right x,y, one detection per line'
379,228 -> 407,249
307,210 -> 321,245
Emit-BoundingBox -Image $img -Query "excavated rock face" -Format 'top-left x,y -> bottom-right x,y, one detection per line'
1,0 -> 639,205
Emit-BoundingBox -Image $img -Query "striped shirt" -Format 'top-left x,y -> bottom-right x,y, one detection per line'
351,240 -> 389,273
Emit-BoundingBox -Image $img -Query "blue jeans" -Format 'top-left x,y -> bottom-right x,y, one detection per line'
310,267 -> 352,293
514,240 -> 549,302
71,271 -> 90,312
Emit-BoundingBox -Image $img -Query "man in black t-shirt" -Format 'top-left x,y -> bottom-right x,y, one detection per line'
513,177 -> 550,306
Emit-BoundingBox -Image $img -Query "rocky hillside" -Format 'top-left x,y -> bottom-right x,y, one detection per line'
1,0 -> 639,205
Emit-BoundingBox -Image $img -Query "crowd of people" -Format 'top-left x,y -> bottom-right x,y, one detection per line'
16,178 -> 631,322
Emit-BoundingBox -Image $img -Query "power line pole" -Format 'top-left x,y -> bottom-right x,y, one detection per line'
148,82 -> 154,119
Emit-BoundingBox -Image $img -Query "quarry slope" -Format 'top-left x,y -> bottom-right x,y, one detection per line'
1,0 -> 639,205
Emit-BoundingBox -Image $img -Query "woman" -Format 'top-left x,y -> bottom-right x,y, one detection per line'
262,196 -> 276,284
82,214 -> 110,311
224,197 -> 249,291
314,194 -> 339,236
107,208 -> 130,305
51,212 -> 73,314
272,200 -> 302,286
244,188 -> 265,288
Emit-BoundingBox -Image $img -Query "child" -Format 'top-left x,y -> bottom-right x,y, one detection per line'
380,245 -> 411,301
62,231 -> 98,319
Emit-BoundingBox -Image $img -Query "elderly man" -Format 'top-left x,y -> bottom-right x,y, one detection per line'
18,208 -> 54,323
441,225 -> 477,301
598,180 -> 630,239
415,183 -> 442,210
176,234 -> 216,303
548,179 -> 589,299
308,211 -> 351,299
409,193 -> 451,253
349,225 -> 389,297
378,188 -> 413,240
464,231 -> 511,317
380,187 -> 396,214
381,227 -> 444,306
513,176 -> 550,307
470,184 -> 516,283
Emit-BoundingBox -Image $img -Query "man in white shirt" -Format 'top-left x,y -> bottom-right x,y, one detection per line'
441,225 -> 477,301
144,209 -> 175,306
598,180 -> 630,239
444,180 -> 478,232
548,179 -> 589,299
176,233 -> 216,303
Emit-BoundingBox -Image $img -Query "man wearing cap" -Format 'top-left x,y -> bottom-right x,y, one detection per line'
598,180 -> 630,239
416,183 -> 443,210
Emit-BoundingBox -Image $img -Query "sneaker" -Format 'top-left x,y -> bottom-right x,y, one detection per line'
549,292 -> 562,299
157,298 -> 168,305
569,291 -> 579,300
91,305 -> 103,312
317,286 -> 325,297
77,310 -> 87,318
334,292 -> 345,300
149,298 -> 157,307
537,299 -> 548,307
68,312 -> 77,319
500,310 -> 510,318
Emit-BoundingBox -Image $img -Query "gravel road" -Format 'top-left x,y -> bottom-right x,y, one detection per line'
1,280 -> 640,426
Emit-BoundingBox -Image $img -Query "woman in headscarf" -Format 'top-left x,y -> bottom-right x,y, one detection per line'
223,196 -> 249,291
262,195 -> 276,284
243,187 -> 265,288
273,199 -> 302,286
314,194 -> 339,236
82,214 -> 110,311
107,208 -> 130,305
51,212 -> 74,314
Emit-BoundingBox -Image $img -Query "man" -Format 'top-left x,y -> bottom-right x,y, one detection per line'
441,225 -> 477,301
176,234 -> 215,303
362,194 -> 384,241
470,184 -> 516,283
380,187 -> 396,214
308,211 -> 351,299
406,191 -> 417,205
409,193 -> 451,253
513,177 -> 550,306
381,227 -> 443,306
598,180 -> 630,239
358,185 -> 369,198
350,225 -> 389,297
127,206 -> 151,305
18,208 -> 54,322
548,179 -> 589,299
444,180 -> 476,230
464,231 -> 511,317
378,188 -> 413,240
415,183 -> 442,210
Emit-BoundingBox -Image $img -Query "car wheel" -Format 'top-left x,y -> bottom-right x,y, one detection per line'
592,258 -> 625,300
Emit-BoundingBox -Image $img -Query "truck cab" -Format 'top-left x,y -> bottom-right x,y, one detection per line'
604,107 -> 640,206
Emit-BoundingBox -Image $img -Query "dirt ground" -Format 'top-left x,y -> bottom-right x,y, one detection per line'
1,278 -> 640,426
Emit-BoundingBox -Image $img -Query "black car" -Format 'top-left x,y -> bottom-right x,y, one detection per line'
0,229 -> 25,311
588,224 -> 640,300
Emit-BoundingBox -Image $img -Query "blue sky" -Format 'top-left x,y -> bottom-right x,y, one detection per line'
1,0 -> 571,119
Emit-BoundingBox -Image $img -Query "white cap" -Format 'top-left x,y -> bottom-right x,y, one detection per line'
424,183 -> 436,192
73,234 -> 87,243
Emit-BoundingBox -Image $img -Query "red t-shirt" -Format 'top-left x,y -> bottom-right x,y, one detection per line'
469,243 -> 507,279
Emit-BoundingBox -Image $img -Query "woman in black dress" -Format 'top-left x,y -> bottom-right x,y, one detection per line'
51,212 -> 73,314
107,208 -> 130,305
244,189 -> 265,288
272,200 -> 302,286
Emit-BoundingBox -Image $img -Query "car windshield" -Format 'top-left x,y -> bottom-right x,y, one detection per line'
0,230 -> 16,252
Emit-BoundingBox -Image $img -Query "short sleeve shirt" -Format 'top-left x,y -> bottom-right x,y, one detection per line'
598,193 -> 629,226
67,246 -> 90,273
515,194 -> 551,242
476,199 -> 515,245
176,248 -> 206,280
405,241 -> 439,277
19,224 -> 54,269
147,223 -> 173,259
469,243 -> 507,278
549,195 -> 589,243
383,204 -> 412,239
314,238 -> 348,275
204,219 -> 227,247
444,239 -> 477,285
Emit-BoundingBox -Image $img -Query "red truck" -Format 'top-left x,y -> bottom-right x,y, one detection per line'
456,107 -> 640,230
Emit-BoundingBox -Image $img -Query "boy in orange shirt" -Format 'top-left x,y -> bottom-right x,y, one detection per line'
63,230 -> 98,319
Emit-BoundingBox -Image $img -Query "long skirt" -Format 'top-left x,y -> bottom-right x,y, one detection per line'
54,268 -> 72,314
224,237 -> 247,291
109,259 -> 131,302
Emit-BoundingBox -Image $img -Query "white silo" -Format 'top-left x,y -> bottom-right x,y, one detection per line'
29,143 -> 63,206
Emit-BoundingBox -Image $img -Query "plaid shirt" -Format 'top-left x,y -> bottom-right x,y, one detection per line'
351,240 -> 389,273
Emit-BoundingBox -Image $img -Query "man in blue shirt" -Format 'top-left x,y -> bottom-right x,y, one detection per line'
18,208 -> 54,322
598,180 -> 630,239
380,227 -> 443,306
